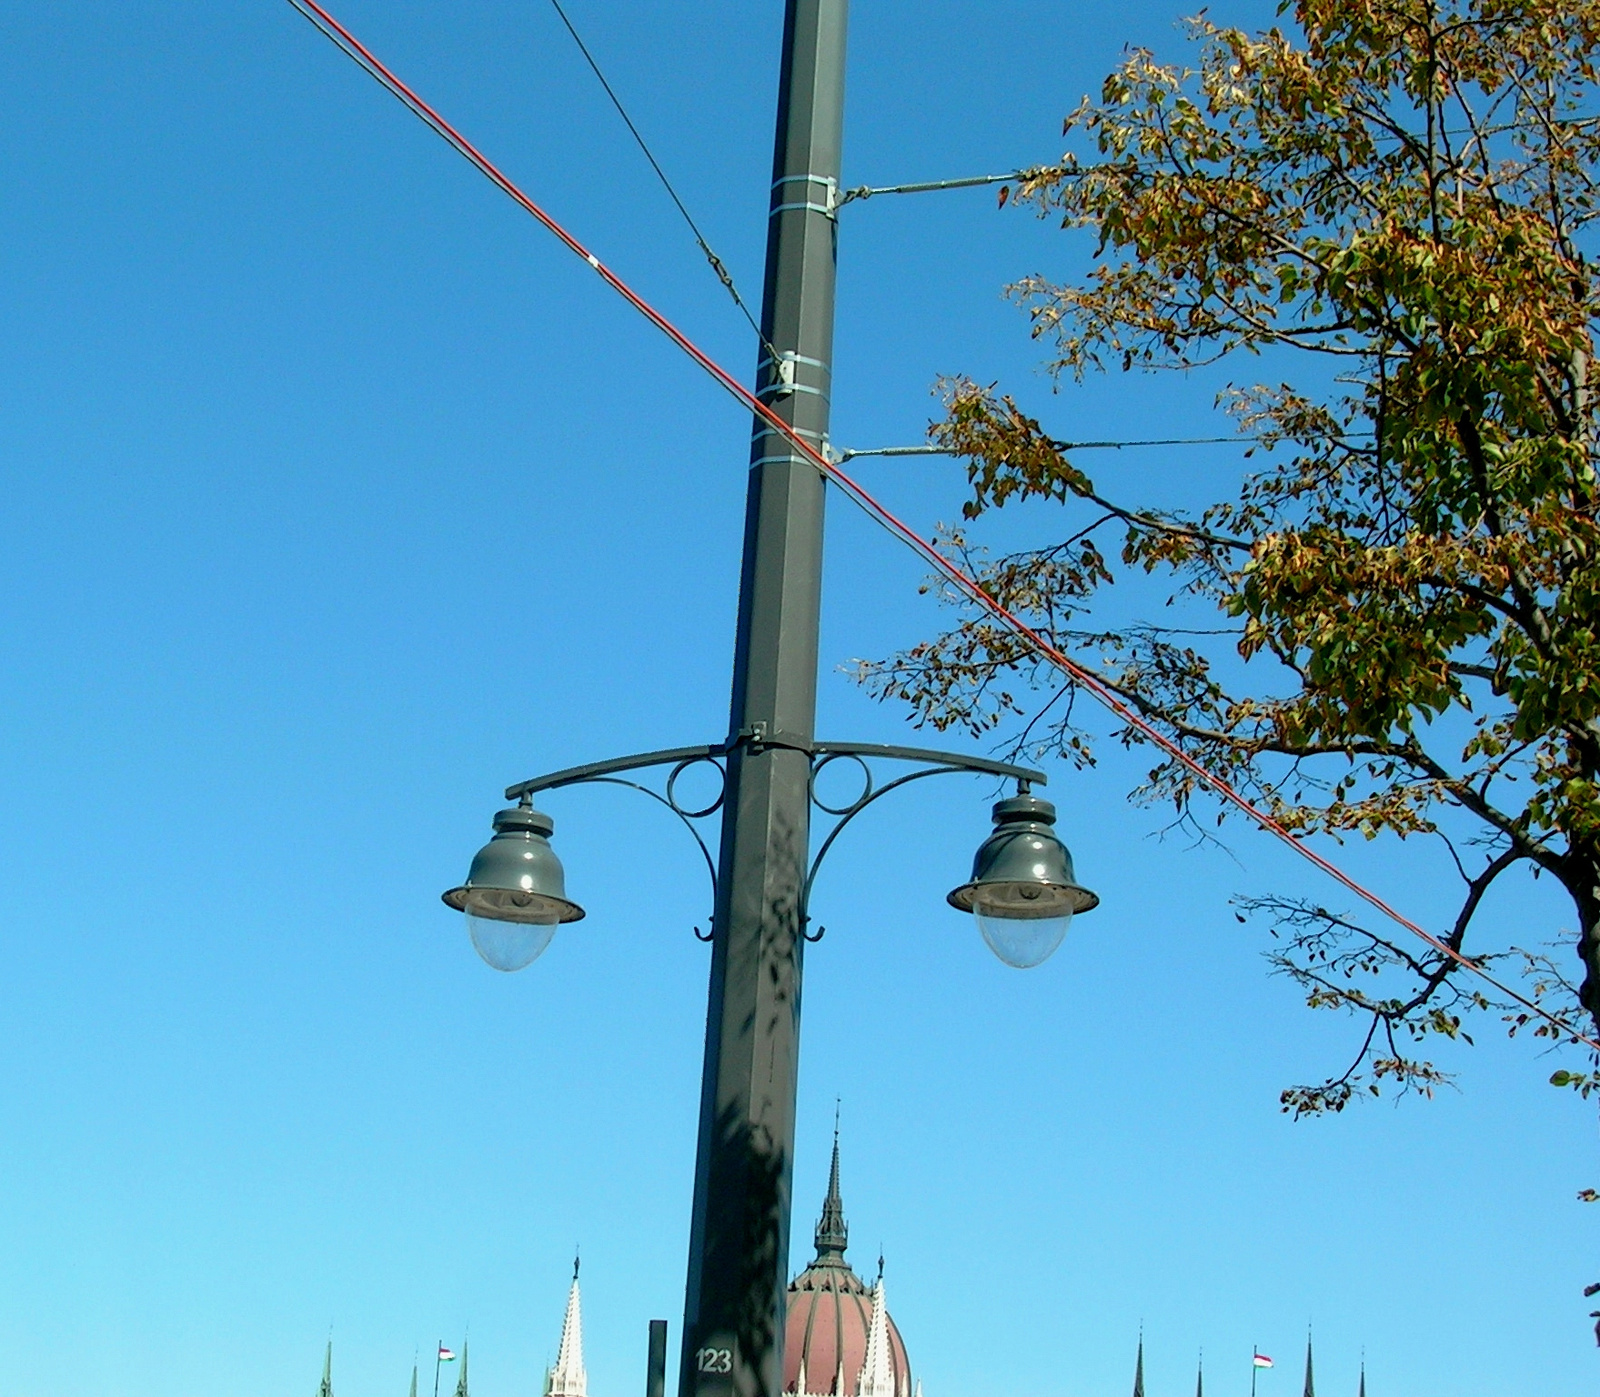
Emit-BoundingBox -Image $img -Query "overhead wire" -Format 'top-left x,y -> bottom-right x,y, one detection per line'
543,0 -> 778,363
281,0 -> 1598,1054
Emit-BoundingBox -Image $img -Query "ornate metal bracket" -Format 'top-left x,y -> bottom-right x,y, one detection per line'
504,736 -> 1045,942
508,745 -> 727,939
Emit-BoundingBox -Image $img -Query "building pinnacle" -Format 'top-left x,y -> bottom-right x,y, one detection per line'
856,1275 -> 895,1397
813,1120 -> 848,1263
546,1268 -> 588,1397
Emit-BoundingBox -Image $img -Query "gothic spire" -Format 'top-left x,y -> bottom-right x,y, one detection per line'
318,1341 -> 334,1397
409,1365 -> 418,1397
814,1117 -> 848,1264
1132,1336 -> 1146,1397
1302,1335 -> 1315,1397
1357,1364 -> 1365,1397
1195,1354 -> 1204,1397
855,1275 -> 895,1397
453,1342 -> 470,1397
546,1264 -> 588,1397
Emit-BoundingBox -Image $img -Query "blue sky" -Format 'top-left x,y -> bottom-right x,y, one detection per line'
0,2 -> 1593,1395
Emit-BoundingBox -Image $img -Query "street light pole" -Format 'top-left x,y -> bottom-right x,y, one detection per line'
680,6 -> 847,1397
443,4 -> 1096,1393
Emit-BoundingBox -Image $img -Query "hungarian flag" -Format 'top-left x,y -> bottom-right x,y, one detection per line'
1253,1355 -> 1274,1370
438,1347 -> 457,1363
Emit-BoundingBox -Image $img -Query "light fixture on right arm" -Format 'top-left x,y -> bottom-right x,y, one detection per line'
947,792 -> 1098,968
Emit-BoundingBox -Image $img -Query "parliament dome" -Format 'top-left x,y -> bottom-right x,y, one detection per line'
783,1138 -> 916,1397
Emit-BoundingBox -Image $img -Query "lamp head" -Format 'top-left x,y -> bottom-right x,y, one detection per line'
443,802 -> 585,971
947,793 -> 1097,968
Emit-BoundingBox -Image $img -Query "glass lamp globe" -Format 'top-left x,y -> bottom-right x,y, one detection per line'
467,904 -> 560,972
973,885 -> 1075,969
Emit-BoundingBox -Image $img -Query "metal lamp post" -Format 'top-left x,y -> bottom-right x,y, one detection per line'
443,5 -> 1097,1397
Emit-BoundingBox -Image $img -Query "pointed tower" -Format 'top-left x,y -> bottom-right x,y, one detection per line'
783,1126 -> 914,1397
1357,1364 -> 1366,1397
547,1259 -> 588,1397
856,1276 -> 895,1397
1133,1337 -> 1145,1397
453,1342 -> 471,1397
1195,1355 -> 1204,1397
318,1342 -> 334,1397
1302,1336 -> 1315,1397
408,1365 -> 418,1397
815,1125 -> 848,1264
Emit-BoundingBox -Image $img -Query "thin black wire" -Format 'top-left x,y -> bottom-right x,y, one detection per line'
545,0 -> 777,362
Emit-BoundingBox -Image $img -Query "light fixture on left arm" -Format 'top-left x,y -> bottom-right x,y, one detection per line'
442,801 -> 585,971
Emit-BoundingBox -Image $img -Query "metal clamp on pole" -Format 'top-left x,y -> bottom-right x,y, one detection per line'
730,722 -> 814,754
769,171 -> 841,219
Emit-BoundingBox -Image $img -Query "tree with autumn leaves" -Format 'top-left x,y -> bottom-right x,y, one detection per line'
867,0 -> 1600,1118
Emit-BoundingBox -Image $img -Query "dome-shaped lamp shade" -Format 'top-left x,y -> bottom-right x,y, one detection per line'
947,794 -> 1097,968
442,804 -> 585,971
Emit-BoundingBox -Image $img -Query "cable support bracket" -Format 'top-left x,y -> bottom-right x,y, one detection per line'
757,351 -> 834,403
834,168 -> 1050,208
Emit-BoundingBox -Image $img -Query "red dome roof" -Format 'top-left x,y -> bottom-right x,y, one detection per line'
782,1142 -> 913,1397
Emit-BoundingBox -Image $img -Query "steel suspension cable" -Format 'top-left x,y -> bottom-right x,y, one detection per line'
282,0 -> 1597,1052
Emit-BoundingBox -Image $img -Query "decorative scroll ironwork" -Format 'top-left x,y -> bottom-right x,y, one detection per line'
503,736 -> 1045,942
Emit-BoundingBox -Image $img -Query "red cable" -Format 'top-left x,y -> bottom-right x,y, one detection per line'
287,0 -> 1597,1053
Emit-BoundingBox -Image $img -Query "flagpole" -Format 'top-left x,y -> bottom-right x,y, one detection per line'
1251,1346 -> 1257,1397
435,1342 -> 443,1397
